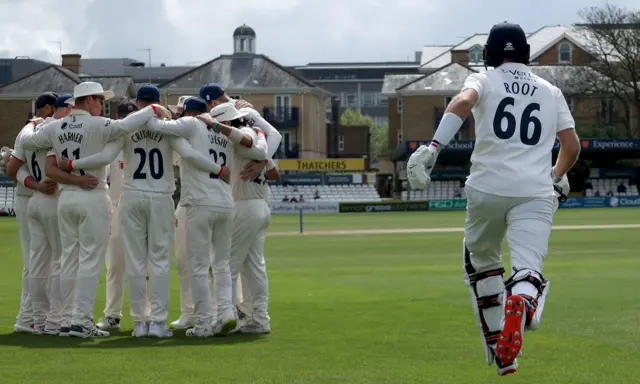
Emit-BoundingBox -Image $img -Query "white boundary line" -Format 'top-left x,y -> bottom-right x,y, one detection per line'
268,224 -> 640,237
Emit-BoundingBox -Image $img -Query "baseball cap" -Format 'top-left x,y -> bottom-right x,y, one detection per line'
199,83 -> 224,102
136,84 -> 160,102
117,100 -> 139,117
54,94 -> 73,108
182,97 -> 208,114
35,92 -> 59,109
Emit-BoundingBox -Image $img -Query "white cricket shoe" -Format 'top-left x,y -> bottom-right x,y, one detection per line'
212,313 -> 237,336
43,326 -> 60,336
58,326 -> 70,337
496,358 -> 518,376
148,322 -> 173,338
186,325 -> 214,338
69,324 -> 110,338
132,322 -> 149,338
96,316 -> 121,330
239,319 -> 271,335
13,322 -> 34,334
170,315 -> 195,330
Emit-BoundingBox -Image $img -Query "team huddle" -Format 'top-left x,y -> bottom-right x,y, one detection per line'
0,81 -> 281,339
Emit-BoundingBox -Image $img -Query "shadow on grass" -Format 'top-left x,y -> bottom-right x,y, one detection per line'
0,329 -> 265,349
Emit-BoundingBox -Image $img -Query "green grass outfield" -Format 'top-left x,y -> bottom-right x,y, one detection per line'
0,208 -> 639,383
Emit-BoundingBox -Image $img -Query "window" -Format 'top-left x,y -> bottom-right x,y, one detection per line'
444,96 -> 453,107
468,46 -> 483,63
362,92 -> 374,106
397,131 -> 403,144
338,135 -> 345,152
240,38 -> 246,52
378,94 -> 388,106
600,99 -> 614,124
103,100 -> 111,117
397,96 -> 403,112
325,97 -> 332,111
228,94 -> 242,100
559,43 -> 572,63
248,39 -> 253,53
346,93 -> 357,106
274,95 -> 291,117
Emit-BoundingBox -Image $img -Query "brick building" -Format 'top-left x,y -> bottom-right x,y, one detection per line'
0,56 -> 136,146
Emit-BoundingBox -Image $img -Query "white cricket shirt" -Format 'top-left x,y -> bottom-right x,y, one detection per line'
121,122 -> 175,194
12,122 -> 37,197
232,128 -> 271,202
146,116 -> 234,211
462,62 -> 575,197
15,107 -> 155,192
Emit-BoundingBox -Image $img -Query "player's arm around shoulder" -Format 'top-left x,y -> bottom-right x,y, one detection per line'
236,127 -> 268,161
64,138 -> 124,171
169,137 -> 225,179
146,115 -> 195,138
240,107 -> 282,157
101,105 -> 168,142
16,119 -> 55,150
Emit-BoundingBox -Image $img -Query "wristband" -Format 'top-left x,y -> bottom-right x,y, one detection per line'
429,140 -> 441,151
24,176 -> 35,184
150,104 -> 158,113
255,128 -> 265,136
68,159 -> 73,171
216,166 -> 225,177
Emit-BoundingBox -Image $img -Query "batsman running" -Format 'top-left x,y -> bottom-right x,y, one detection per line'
406,22 -> 580,376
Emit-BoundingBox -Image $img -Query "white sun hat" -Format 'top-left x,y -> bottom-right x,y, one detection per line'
66,82 -> 115,106
168,95 -> 192,114
209,102 -> 248,122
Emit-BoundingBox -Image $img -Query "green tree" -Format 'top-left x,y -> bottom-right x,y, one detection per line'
339,108 -> 389,163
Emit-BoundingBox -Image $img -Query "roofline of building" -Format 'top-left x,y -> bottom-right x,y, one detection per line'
295,63 -> 420,70
0,65 -> 80,92
396,62 -> 478,92
160,86 -> 329,98
529,32 -> 592,61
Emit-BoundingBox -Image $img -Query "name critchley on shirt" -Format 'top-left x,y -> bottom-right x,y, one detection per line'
131,129 -> 164,143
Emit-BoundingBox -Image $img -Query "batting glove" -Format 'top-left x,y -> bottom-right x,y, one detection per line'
551,167 -> 570,203
406,145 -> 439,190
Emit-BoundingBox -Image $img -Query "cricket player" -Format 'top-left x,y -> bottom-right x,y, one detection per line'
17,81 -> 172,338
8,92 -> 59,333
407,22 -> 579,376
213,104 -> 282,334
146,98 -> 267,337
96,100 -> 138,331
62,86 -> 225,338
6,94 -> 73,335
199,84 -> 282,317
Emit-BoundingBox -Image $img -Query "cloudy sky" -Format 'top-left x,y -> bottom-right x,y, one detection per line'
0,0 -> 634,67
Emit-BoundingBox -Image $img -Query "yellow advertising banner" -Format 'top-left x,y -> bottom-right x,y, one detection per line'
277,159 -> 366,172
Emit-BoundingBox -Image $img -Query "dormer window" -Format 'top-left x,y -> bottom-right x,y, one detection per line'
559,43 -> 572,64
469,46 -> 483,63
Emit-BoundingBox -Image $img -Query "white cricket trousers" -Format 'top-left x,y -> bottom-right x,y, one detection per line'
120,190 -> 174,324
103,203 -> 125,318
57,189 -> 111,328
15,195 -> 33,325
185,206 -> 234,327
230,200 -> 271,325
27,193 -> 63,330
463,185 -> 554,291
176,205 -> 242,320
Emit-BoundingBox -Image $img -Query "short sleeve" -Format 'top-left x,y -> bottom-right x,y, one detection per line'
555,87 -> 575,132
46,150 -> 56,158
461,73 -> 487,104
12,142 -> 26,163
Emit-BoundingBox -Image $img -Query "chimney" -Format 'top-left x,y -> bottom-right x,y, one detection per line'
414,51 -> 421,63
61,53 -> 82,73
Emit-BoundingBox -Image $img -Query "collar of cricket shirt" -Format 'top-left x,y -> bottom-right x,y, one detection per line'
70,109 -> 92,116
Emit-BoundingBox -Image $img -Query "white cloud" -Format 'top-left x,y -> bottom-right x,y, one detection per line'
0,0 -> 638,66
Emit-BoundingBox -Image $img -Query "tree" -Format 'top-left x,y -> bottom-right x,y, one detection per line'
339,108 -> 389,163
572,4 -> 640,137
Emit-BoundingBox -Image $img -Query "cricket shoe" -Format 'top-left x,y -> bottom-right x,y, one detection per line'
495,294 -> 527,366
239,319 -> 271,335
58,326 -> 70,337
496,357 -> 518,376
69,324 -> 110,338
13,322 -> 34,334
148,322 -> 173,338
186,325 -> 214,337
213,314 -> 237,336
43,326 -> 60,336
96,316 -> 121,330
132,322 -> 149,338
170,315 -> 195,330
